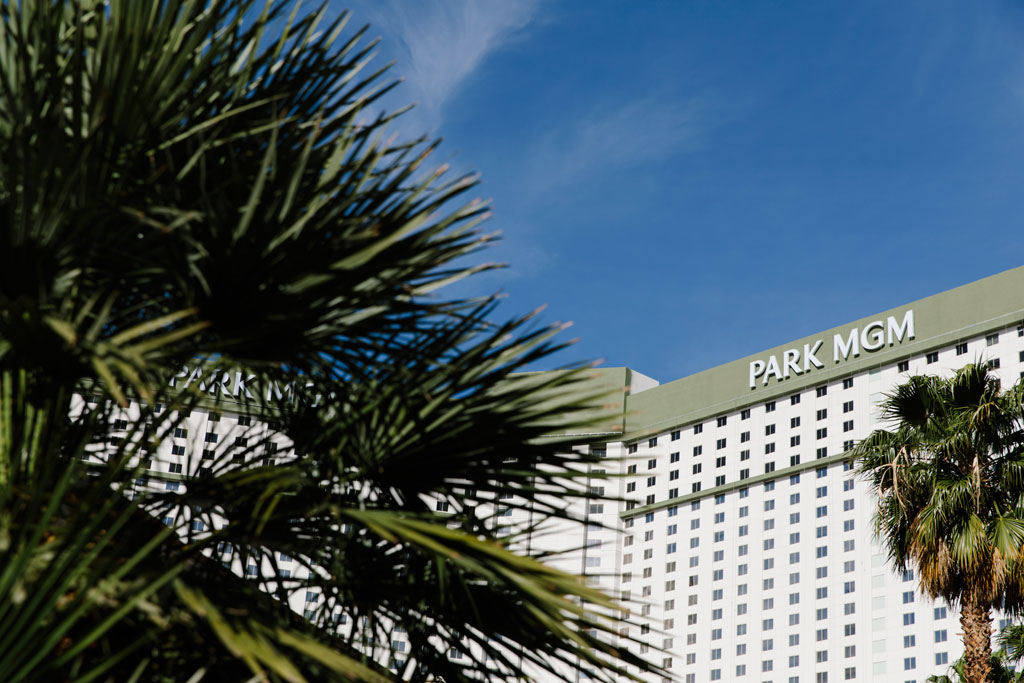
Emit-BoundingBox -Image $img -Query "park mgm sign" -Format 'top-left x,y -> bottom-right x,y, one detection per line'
748,310 -> 915,389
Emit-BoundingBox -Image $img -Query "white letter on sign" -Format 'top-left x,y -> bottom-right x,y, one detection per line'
834,329 -> 860,363
749,360 -> 766,389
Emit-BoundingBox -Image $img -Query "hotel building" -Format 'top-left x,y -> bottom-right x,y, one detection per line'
101,266 -> 1024,681
551,265 -> 1024,683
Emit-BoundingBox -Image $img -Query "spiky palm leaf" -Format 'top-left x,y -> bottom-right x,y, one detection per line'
0,1 -> 657,681
855,364 -> 1024,683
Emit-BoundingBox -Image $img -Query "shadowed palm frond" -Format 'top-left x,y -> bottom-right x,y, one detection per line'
0,1 -> 659,682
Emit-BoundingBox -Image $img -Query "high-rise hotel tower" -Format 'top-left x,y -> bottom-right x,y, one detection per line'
546,266 -> 1024,683
124,266 -> 1024,682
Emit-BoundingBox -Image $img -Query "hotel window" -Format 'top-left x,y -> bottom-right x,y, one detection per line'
843,520 -> 854,532
173,427 -> 187,438
693,464 -> 701,474
842,400 -> 853,413
647,458 -> 657,469
716,416 -> 727,427
791,394 -> 800,405
716,456 -> 726,467
843,420 -> 854,432
716,438 -> 727,449
694,424 -> 703,434
842,378 -> 853,389
715,475 -> 725,486
816,446 -> 828,459
741,449 -> 750,460
790,416 -> 800,428
898,360 -> 910,372
741,408 -> 751,419
765,462 -> 776,474
765,400 -> 776,413
740,431 -> 750,442
693,445 -> 702,456
935,607 -> 947,619
204,432 -> 218,443
168,463 -> 183,474
790,455 -> 800,466
816,385 -> 827,397
237,416 -> 252,426
692,483 -> 701,493
171,445 -> 186,456
816,427 -> 828,440
627,444 -> 638,454
766,424 -> 776,435
817,505 -> 827,518
935,629 -> 947,642
956,342 -> 968,355
649,437 -> 657,448
740,468 -> 750,479
987,333 -> 1000,346
843,540 -> 855,551
790,436 -> 800,447
989,359 -> 1001,369
843,439 -> 854,451
670,451 -> 680,463
670,469 -> 679,480
647,476 -> 656,487
817,567 -> 828,579
936,652 -> 949,666
927,351 -> 939,364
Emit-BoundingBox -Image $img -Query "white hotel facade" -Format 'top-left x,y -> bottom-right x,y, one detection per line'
537,265 -> 1024,683
117,266 -> 1024,681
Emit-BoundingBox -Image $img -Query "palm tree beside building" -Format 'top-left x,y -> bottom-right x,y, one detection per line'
855,365 -> 1024,683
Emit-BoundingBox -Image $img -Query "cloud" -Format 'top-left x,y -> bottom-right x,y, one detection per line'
525,95 -> 710,195
357,0 -> 541,133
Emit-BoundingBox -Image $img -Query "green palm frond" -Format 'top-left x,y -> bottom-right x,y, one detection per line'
0,1 -> 658,681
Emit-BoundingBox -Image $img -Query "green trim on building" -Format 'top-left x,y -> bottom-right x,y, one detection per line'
619,450 -> 853,519
619,265 -> 1024,442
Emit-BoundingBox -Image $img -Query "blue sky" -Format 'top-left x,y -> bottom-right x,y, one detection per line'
343,0 -> 1024,383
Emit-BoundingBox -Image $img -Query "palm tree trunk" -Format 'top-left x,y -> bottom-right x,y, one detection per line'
960,589 -> 992,683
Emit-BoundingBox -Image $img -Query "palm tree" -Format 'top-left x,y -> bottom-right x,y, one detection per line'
926,649 -> 1022,683
0,1 -> 656,681
854,364 -> 1024,683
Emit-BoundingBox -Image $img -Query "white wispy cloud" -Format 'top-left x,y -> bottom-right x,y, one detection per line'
524,94 -> 712,195
356,0 -> 541,133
